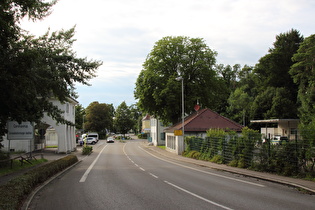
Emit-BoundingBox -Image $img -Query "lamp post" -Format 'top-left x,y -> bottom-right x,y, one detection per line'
176,76 -> 184,137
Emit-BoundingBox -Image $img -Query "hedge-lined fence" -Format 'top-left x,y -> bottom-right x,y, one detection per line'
0,155 -> 78,210
184,127 -> 315,179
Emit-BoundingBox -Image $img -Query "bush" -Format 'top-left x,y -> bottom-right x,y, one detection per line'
82,146 -> 93,155
0,155 -> 78,210
0,151 -> 10,168
183,150 -> 201,159
211,155 -> 223,164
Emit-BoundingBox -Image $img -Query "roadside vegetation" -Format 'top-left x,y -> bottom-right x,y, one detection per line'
0,158 -> 47,177
0,155 -> 78,210
183,128 -> 315,181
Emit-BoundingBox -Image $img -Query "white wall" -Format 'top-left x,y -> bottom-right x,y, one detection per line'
165,133 -> 185,155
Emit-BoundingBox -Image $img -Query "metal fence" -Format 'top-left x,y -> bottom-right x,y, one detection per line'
184,133 -> 315,178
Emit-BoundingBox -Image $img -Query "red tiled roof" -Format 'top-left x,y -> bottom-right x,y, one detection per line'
165,108 -> 243,132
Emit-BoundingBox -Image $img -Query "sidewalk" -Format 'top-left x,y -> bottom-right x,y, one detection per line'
144,143 -> 315,194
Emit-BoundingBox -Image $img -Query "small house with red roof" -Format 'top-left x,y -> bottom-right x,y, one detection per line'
164,108 -> 243,154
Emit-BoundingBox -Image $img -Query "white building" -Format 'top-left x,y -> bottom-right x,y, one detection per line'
2,97 -> 78,153
250,119 -> 300,140
150,116 -> 167,146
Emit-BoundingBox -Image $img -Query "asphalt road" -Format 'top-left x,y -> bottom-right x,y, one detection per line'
27,140 -> 314,210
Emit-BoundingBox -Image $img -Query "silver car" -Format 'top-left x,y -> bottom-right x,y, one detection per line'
107,137 -> 114,143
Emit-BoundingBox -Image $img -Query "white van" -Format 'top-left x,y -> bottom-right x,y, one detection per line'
87,133 -> 99,141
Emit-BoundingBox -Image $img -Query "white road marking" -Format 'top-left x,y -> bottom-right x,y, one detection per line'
123,142 -> 235,209
138,146 -> 265,187
149,173 -> 159,179
164,181 -> 233,210
79,144 -> 108,183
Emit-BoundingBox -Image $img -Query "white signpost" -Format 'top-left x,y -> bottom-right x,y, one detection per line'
7,121 -> 34,140
7,121 -> 34,154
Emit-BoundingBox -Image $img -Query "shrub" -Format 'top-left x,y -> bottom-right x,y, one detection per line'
211,155 -> 223,164
82,146 -> 93,155
0,155 -> 78,210
228,159 -> 239,167
183,150 -> 200,159
191,151 -> 201,159
0,151 -> 10,168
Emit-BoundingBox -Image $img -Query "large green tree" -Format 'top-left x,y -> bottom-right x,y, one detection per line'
75,104 -> 85,130
250,29 -> 303,120
290,34 -> 315,124
227,86 -> 252,126
134,36 -> 223,124
114,102 -> 134,136
0,0 -> 102,135
216,64 -> 240,115
84,102 -> 114,134
226,65 -> 256,125
129,104 -> 142,134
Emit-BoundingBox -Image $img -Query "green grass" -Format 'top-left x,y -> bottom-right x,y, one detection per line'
158,146 -> 166,149
46,145 -> 58,148
0,159 -> 48,176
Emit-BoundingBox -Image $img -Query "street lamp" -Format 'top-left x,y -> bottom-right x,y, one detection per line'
176,76 -> 184,137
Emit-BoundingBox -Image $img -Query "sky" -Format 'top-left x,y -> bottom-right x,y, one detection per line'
21,0 -> 315,108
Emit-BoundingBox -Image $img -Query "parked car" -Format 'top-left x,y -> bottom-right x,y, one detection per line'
80,137 -> 98,145
107,137 -> 114,143
87,133 -> 99,142
271,136 -> 288,145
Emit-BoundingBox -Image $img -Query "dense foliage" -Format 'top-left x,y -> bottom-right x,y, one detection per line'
0,0 -> 102,136
290,34 -> 315,124
114,102 -> 135,136
134,36 -> 225,124
0,155 -> 78,209
84,102 -> 114,135
134,30 -> 315,128
184,128 -> 314,178
75,104 -> 86,130
224,29 -> 310,127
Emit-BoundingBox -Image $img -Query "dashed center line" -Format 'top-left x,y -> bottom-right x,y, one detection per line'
164,181 -> 233,210
123,143 -> 233,209
149,173 -> 159,179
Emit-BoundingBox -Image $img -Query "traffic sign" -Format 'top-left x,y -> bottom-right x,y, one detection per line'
7,121 -> 34,140
174,129 -> 183,136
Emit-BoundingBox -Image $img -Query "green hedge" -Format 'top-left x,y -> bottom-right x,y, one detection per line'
0,155 -> 78,210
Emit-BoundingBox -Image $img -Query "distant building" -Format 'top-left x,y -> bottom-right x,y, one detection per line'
164,108 -> 243,154
250,119 -> 300,140
150,116 -> 168,146
142,114 -> 151,134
